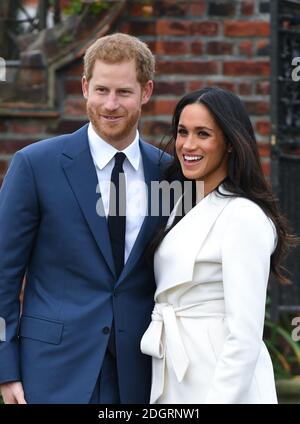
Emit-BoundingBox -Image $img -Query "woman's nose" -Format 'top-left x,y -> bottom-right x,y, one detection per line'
183,136 -> 196,150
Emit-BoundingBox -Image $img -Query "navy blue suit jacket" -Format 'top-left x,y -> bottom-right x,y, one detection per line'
0,124 -> 170,403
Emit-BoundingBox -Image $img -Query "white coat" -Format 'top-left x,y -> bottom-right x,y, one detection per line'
141,187 -> 278,404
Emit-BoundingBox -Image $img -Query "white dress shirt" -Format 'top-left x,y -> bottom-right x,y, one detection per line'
87,123 -> 146,264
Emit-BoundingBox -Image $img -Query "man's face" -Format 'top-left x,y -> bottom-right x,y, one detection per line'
82,59 -> 153,149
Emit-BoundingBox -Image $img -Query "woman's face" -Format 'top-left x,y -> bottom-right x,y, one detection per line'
175,102 -> 229,193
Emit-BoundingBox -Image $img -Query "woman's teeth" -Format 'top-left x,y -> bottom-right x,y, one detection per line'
184,155 -> 204,162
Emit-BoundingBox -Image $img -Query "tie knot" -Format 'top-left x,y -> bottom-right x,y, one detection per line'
114,152 -> 126,170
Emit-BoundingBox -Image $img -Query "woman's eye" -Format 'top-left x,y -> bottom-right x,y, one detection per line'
178,128 -> 187,135
198,131 -> 209,137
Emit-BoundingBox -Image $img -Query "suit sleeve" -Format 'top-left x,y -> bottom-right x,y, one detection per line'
205,202 -> 276,403
0,151 -> 40,384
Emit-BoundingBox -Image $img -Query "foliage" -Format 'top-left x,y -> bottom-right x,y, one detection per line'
63,0 -> 109,16
264,298 -> 300,380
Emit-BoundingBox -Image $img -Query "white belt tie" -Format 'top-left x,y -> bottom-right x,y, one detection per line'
140,300 -> 225,403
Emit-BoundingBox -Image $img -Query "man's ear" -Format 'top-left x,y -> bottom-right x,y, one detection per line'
141,80 -> 154,105
82,76 -> 89,99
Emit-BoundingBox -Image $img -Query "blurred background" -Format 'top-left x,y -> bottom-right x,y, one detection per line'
0,0 -> 300,402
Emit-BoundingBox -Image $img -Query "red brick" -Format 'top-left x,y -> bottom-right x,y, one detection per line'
157,61 -> 219,75
47,120 -> 87,135
189,1 -> 206,16
142,120 -> 171,137
187,81 -> 206,91
241,0 -> 255,15
258,143 -> 271,157
224,61 -> 270,76
130,20 -> 156,36
244,101 -> 270,115
238,82 -> 252,95
130,3 -> 154,18
65,79 -> 83,95
65,61 -> 84,78
64,98 -> 87,117
154,41 -> 189,55
187,81 -> 235,92
152,99 -> 178,116
207,41 -> 233,55
0,139 -> 37,154
9,120 -> 46,135
256,121 -> 271,136
119,22 -> 130,33
239,41 -> 253,56
153,1 -> 190,17
208,81 -> 236,92
143,99 -> 178,116
208,1 -> 236,16
191,41 -> 204,55
191,21 -> 219,36
154,81 -> 186,96
130,4 -> 144,17
156,19 -> 190,35
224,21 -> 270,37
256,81 -> 270,95
261,159 -> 270,177
256,40 -> 270,56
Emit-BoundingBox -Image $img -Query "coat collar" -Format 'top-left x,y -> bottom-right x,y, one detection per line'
154,188 -> 233,299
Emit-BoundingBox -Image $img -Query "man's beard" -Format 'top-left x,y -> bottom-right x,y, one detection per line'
86,103 -> 141,144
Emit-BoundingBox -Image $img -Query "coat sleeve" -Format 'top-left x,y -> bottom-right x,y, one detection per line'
0,151 -> 40,384
205,201 -> 276,403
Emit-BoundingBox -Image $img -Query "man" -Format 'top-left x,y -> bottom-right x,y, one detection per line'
0,33 -> 170,404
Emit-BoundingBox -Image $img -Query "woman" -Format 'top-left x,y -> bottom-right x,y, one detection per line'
141,87 -> 296,404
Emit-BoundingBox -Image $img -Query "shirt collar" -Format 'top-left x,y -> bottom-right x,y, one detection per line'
88,123 -> 140,171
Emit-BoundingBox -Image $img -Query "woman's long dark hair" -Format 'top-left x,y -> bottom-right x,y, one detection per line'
153,87 -> 298,284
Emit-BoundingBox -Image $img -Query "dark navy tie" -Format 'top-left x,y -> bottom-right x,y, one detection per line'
108,152 -> 126,279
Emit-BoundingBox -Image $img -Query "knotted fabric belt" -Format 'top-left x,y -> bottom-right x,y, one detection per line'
140,299 -> 225,403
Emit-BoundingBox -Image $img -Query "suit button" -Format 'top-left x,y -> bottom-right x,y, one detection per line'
102,326 -> 110,334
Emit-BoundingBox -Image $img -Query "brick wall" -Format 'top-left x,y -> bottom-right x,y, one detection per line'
0,0 -> 272,184
121,0 -> 272,176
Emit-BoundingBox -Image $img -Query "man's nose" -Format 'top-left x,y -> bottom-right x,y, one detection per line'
104,93 -> 119,111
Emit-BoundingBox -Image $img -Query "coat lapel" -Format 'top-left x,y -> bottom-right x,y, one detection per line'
154,190 -> 232,298
61,125 -> 115,276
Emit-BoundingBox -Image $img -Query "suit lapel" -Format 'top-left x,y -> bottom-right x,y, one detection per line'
61,125 -> 115,276
155,190 -> 232,298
